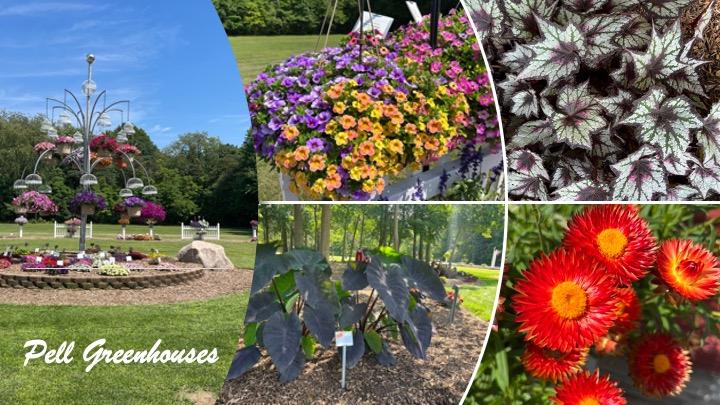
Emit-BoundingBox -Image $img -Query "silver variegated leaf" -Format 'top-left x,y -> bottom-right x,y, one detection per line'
508,171 -> 548,200
663,152 -> 692,176
550,82 -> 606,149
504,0 -> 558,40
610,145 -> 667,200
601,89 -> 635,123
500,44 -> 534,71
629,22 -> 684,90
616,16 -> 651,50
608,0 -> 639,12
555,8 -> 583,27
698,102 -> 720,162
620,87 -> 702,158
562,0 -> 608,14
508,149 -> 549,179
662,184 -> 701,200
511,89 -> 539,118
516,17 -> 585,85
591,130 -> 622,159
464,0 -> 504,42
581,14 -> 631,63
643,0 -> 694,20
550,157 -> 592,189
610,51 -> 637,88
510,119 -> 554,148
666,62 -> 706,97
688,158 -> 720,198
552,180 -> 611,201
498,75 -> 524,106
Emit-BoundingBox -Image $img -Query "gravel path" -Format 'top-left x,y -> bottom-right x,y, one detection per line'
219,302 -> 488,405
0,269 -> 253,306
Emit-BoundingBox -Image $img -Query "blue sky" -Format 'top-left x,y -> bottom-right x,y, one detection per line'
0,1 -> 250,147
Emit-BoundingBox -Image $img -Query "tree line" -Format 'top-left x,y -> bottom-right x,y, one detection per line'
212,0 -> 460,36
258,204 -> 504,265
0,112 -> 258,228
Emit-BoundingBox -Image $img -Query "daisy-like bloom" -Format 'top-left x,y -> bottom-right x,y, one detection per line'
522,342 -> 587,382
628,333 -> 691,398
612,287 -> 641,333
564,205 -> 657,285
513,249 -> 618,352
552,371 -> 626,405
656,239 -> 720,301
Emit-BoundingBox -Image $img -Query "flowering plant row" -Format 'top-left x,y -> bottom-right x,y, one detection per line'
467,205 -> 720,404
247,11 -> 497,200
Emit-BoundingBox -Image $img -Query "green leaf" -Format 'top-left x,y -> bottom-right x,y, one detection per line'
243,323 -> 258,347
364,330 -> 383,354
301,335 -> 317,360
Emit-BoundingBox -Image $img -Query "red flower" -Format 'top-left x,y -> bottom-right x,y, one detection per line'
612,287 -> 641,333
628,333 -> 691,398
552,370 -> 626,405
657,239 -> 720,301
564,205 -> 657,285
513,249 -> 618,352
522,342 -> 587,382
0,258 -> 11,269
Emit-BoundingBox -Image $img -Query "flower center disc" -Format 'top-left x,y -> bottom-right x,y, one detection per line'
550,281 -> 588,319
653,353 -> 671,374
678,259 -> 702,280
579,398 -> 600,405
596,228 -> 628,259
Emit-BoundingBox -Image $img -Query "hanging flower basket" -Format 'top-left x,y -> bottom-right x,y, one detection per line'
127,206 -> 141,217
123,196 -> 146,218
14,206 -> 28,215
55,136 -> 75,155
81,203 -> 95,216
70,191 -> 107,216
89,134 -> 118,157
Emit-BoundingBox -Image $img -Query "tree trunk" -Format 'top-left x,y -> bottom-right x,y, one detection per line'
349,215 -> 360,257
358,213 -> 366,249
262,207 -> 270,244
418,235 -> 424,261
280,221 -> 288,252
378,207 -> 387,247
425,240 -> 432,262
319,205 -> 332,259
412,230 -> 417,259
392,205 -> 400,251
293,205 -> 304,249
313,205 -> 319,250
340,227 -> 348,262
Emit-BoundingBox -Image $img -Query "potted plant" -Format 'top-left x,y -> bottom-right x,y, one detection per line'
123,196 -> 146,217
89,134 -> 118,157
14,216 -> 28,238
140,201 -> 165,237
64,218 -> 81,237
34,142 -> 57,165
70,191 -> 107,216
190,218 -> 209,240
11,191 -> 58,216
55,136 -> 75,155
116,144 -> 140,162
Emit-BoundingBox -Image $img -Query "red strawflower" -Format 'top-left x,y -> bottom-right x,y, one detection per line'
564,205 -> 657,285
657,239 -> 720,301
612,287 -> 641,333
552,370 -> 626,405
628,333 -> 691,398
522,342 -> 587,382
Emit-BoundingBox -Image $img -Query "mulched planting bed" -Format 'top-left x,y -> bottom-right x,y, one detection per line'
684,0 -> 720,101
0,269 -> 253,306
219,301 -> 488,405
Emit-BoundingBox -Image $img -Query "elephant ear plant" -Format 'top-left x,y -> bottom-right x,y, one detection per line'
227,244 -> 448,383
464,0 -> 720,200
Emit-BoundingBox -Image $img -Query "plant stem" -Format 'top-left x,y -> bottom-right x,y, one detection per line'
533,206 -> 547,252
271,278 -> 287,313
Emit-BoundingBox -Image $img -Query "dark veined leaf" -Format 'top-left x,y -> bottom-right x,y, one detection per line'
245,290 -> 283,324
509,119 -> 554,148
226,346 -> 261,381
500,44 -> 534,71
552,180 -> 611,201
504,0 -> 557,40
366,260 -> 410,323
517,17 -> 585,85
278,347 -> 305,383
620,87 -> 702,158
550,157 -> 592,189
338,301 -> 368,328
590,130 -> 622,160
550,82 -> 606,149
615,15 -> 651,49
581,14 -> 631,63
285,248 -> 330,276
610,145 -> 667,200
663,152 -> 692,176
464,0 -> 504,42
400,256 -> 447,302
698,102 -> 720,162
642,0 -> 694,20
563,0 -> 607,14
341,264 -> 368,290
375,342 -> 397,367
364,330 -> 383,354
510,89 -> 539,118
662,184 -> 701,200
611,51 -> 638,87
295,269 -> 339,314
498,75 -> 524,107
629,22 -> 685,90
509,149 -> 549,179
339,329 -> 365,369
688,158 -> 720,198
400,306 -> 433,359
601,89 -> 636,123
609,0 -> 639,12
303,304 -> 337,347
251,244 -> 287,294
508,150 -> 549,200
301,335 -> 317,360
263,312 -> 302,373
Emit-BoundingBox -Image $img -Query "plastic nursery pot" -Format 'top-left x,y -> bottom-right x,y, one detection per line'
81,204 -> 95,216
15,207 -> 28,215
58,144 -> 72,155
127,206 -> 141,217
42,154 -> 57,166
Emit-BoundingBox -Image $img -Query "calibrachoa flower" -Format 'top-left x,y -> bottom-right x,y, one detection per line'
33,141 -> 56,153
140,201 -> 166,225
12,191 -> 58,215
657,239 -> 720,301
522,343 -> 587,382
513,249 -> 618,352
69,190 -> 107,212
564,205 -> 657,284
628,333 -> 692,398
552,371 -> 626,405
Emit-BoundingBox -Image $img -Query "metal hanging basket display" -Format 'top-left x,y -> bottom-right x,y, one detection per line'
25,173 -> 42,185
118,188 -> 133,198
126,177 -> 144,189
13,179 -> 28,190
141,185 -> 158,195
38,184 -> 52,194
80,173 -> 98,186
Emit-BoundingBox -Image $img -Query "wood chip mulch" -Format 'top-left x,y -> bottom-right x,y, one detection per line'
218,302 -> 488,405
0,269 -> 253,306
683,0 -> 720,102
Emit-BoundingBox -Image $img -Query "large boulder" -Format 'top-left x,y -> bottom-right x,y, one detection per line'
177,241 -> 234,269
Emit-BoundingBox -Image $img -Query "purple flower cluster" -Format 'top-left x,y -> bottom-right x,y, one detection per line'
70,190 -> 107,212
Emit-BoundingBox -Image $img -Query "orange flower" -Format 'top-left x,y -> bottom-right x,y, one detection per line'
358,141 -> 375,157
327,84 -> 344,99
427,119 -> 442,134
347,130 -> 359,140
325,172 -> 342,191
388,139 -> 404,154
360,165 -> 377,180
424,137 -> 440,151
657,239 -> 720,301
612,287 -> 641,333
552,371 -> 626,405
522,343 -> 587,382
628,333 -> 691,398
513,249 -> 618,352
340,115 -> 356,130
564,205 -> 657,285
283,125 -> 300,141
308,155 -> 326,172
375,178 -> 385,193
293,146 -> 310,161
358,117 -> 374,132
356,92 -> 372,106
383,104 -> 400,118
405,123 -> 418,134
395,92 -> 407,102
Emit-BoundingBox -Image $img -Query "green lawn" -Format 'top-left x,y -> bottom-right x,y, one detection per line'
0,293 -> 249,404
229,34 -> 344,201
0,222 -> 256,269
452,266 -> 501,321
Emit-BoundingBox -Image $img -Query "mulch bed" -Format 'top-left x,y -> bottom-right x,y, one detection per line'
218,302 -> 488,405
1,261 -> 202,278
683,0 -> 720,102
0,268 -> 253,306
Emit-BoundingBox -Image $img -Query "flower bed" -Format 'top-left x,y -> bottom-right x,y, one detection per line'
248,11 -> 498,200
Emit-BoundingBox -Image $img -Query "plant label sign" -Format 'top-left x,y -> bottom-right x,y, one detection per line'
406,1 -> 423,23
126,256 -> 132,262
35,256 -> 42,263
335,331 -> 353,347
351,12 -> 394,38
109,257 -> 116,264
77,252 -> 85,259
57,260 -> 64,267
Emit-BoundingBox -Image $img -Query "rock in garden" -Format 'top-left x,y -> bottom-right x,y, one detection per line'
177,241 -> 234,269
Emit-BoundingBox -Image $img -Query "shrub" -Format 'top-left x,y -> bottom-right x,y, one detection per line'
466,0 -> 719,200
226,244 -> 448,383
98,264 -> 129,277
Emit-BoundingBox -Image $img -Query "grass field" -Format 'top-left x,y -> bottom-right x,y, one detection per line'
0,293 -> 249,404
0,222 -> 256,269
229,35 -> 344,201
453,266 -> 501,321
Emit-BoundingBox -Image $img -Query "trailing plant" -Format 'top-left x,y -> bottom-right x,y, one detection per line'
69,191 -> 107,212
11,191 -> 58,215
89,134 -> 118,153
226,244 -> 448,383
465,0 -> 720,200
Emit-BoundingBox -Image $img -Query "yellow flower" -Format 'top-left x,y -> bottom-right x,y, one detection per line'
371,123 -> 384,137
388,139 -> 404,154
395,92 -> 407,102
335,131 -> 349,146
311,179 -> 326,194
370,108 -> 382,119
333,102 -> 347,114
350,166 -> 363,181
325,120 -> 338,134
362,180 -> 376,193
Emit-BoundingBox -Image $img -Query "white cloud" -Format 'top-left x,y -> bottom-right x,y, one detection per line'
149,124 -> 172,133
0,2 -> 104,17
